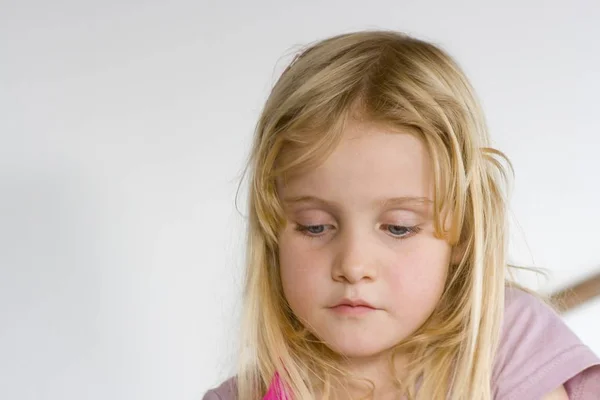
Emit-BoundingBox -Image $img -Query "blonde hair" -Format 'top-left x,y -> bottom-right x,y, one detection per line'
236,29 -> 513,400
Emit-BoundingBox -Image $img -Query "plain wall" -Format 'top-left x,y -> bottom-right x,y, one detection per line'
1,1 -> 599,399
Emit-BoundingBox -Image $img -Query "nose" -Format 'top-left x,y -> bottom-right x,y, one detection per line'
332,228 -> 378,284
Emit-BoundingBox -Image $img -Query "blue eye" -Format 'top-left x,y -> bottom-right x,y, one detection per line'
383,224 -> 421,239
295,224 -> 328,237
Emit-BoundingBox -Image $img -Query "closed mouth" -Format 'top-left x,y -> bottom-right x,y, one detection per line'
331,298 -> 376,309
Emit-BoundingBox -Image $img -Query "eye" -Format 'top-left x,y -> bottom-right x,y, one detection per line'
294,224 -> 331,238
382,224 -> 421,239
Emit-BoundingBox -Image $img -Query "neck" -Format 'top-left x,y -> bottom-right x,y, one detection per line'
327,352 -> 409,400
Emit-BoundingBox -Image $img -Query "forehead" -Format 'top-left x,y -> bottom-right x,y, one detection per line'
278,122 -> 434,207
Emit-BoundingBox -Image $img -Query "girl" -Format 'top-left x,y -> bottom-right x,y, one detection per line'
203,30 -> 600,399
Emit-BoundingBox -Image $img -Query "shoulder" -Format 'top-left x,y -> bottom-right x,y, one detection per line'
492,286 -> 600,400
202,376 -> 237,400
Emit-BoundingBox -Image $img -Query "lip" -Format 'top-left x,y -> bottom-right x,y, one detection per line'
332,298 -> 376,308
329,298 -> 378,316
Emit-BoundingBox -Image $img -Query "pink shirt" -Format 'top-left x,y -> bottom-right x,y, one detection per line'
204,287 -> 600,399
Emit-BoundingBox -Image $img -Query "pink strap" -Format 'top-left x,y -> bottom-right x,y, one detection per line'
262,372 -> 290,400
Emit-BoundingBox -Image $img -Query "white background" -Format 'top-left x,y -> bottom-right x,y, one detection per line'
1,1 -> 599,399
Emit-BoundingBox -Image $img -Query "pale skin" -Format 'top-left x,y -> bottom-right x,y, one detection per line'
543,385 -> 569,399
276,120 -> 567,399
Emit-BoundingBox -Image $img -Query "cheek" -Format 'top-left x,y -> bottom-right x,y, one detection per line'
278,234 -> 328,310
386,239 -> 450,303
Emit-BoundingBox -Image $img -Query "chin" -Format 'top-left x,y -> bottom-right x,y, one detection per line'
320,333 -> 398,359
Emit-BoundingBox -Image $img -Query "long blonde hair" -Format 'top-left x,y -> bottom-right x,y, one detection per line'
236,29 -> 512,400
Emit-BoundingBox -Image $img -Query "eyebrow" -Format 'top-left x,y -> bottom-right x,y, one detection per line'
282,195 -> 433,211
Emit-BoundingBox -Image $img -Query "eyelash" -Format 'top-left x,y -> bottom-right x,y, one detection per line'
294,224 -> 421,240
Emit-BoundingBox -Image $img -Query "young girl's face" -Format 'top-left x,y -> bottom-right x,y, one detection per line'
277,120 -> 452,360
